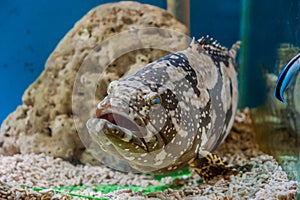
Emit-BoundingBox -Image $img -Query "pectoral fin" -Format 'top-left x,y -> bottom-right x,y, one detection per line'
189,152 -> 251,182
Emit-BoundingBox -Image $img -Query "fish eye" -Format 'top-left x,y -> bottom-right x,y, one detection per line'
150,94 -> 162,105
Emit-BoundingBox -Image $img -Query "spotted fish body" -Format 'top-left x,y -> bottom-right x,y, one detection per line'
87,36 -> 240,174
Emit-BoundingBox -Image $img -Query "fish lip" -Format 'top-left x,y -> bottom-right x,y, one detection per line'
96,108 -> 147,137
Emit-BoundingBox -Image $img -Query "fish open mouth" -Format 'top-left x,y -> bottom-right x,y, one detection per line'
99,112 -> 138,132
96,110 -> 146,138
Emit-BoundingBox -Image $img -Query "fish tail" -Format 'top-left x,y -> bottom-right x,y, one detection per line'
274,88 -> 285,103
229,41 -> 241,59
229,41 -> 241,71
274,53 -> 300,102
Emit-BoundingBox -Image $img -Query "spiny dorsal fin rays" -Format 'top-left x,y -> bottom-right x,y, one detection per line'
188,35 -> 240,71
196,35 -> 241,60
188,37 -> 198,52
197,35 -> 229,57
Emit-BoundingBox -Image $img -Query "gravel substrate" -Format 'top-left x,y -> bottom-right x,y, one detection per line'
0,109 -> 298,199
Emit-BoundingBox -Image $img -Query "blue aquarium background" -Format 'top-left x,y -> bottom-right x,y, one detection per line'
240,0 -> 300,108
0,0 -> 241,124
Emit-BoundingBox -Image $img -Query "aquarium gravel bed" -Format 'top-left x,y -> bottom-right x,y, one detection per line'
0,109 -> 297,200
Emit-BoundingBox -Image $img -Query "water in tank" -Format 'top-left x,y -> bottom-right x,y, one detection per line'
240,0 -> 300,196
0,0 -> 299,198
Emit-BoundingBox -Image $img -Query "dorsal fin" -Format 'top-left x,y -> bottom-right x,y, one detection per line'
197,35 -> 229,58
193,35 -> 232,68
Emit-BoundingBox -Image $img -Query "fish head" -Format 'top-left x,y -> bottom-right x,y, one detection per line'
87,79 -> 168,156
